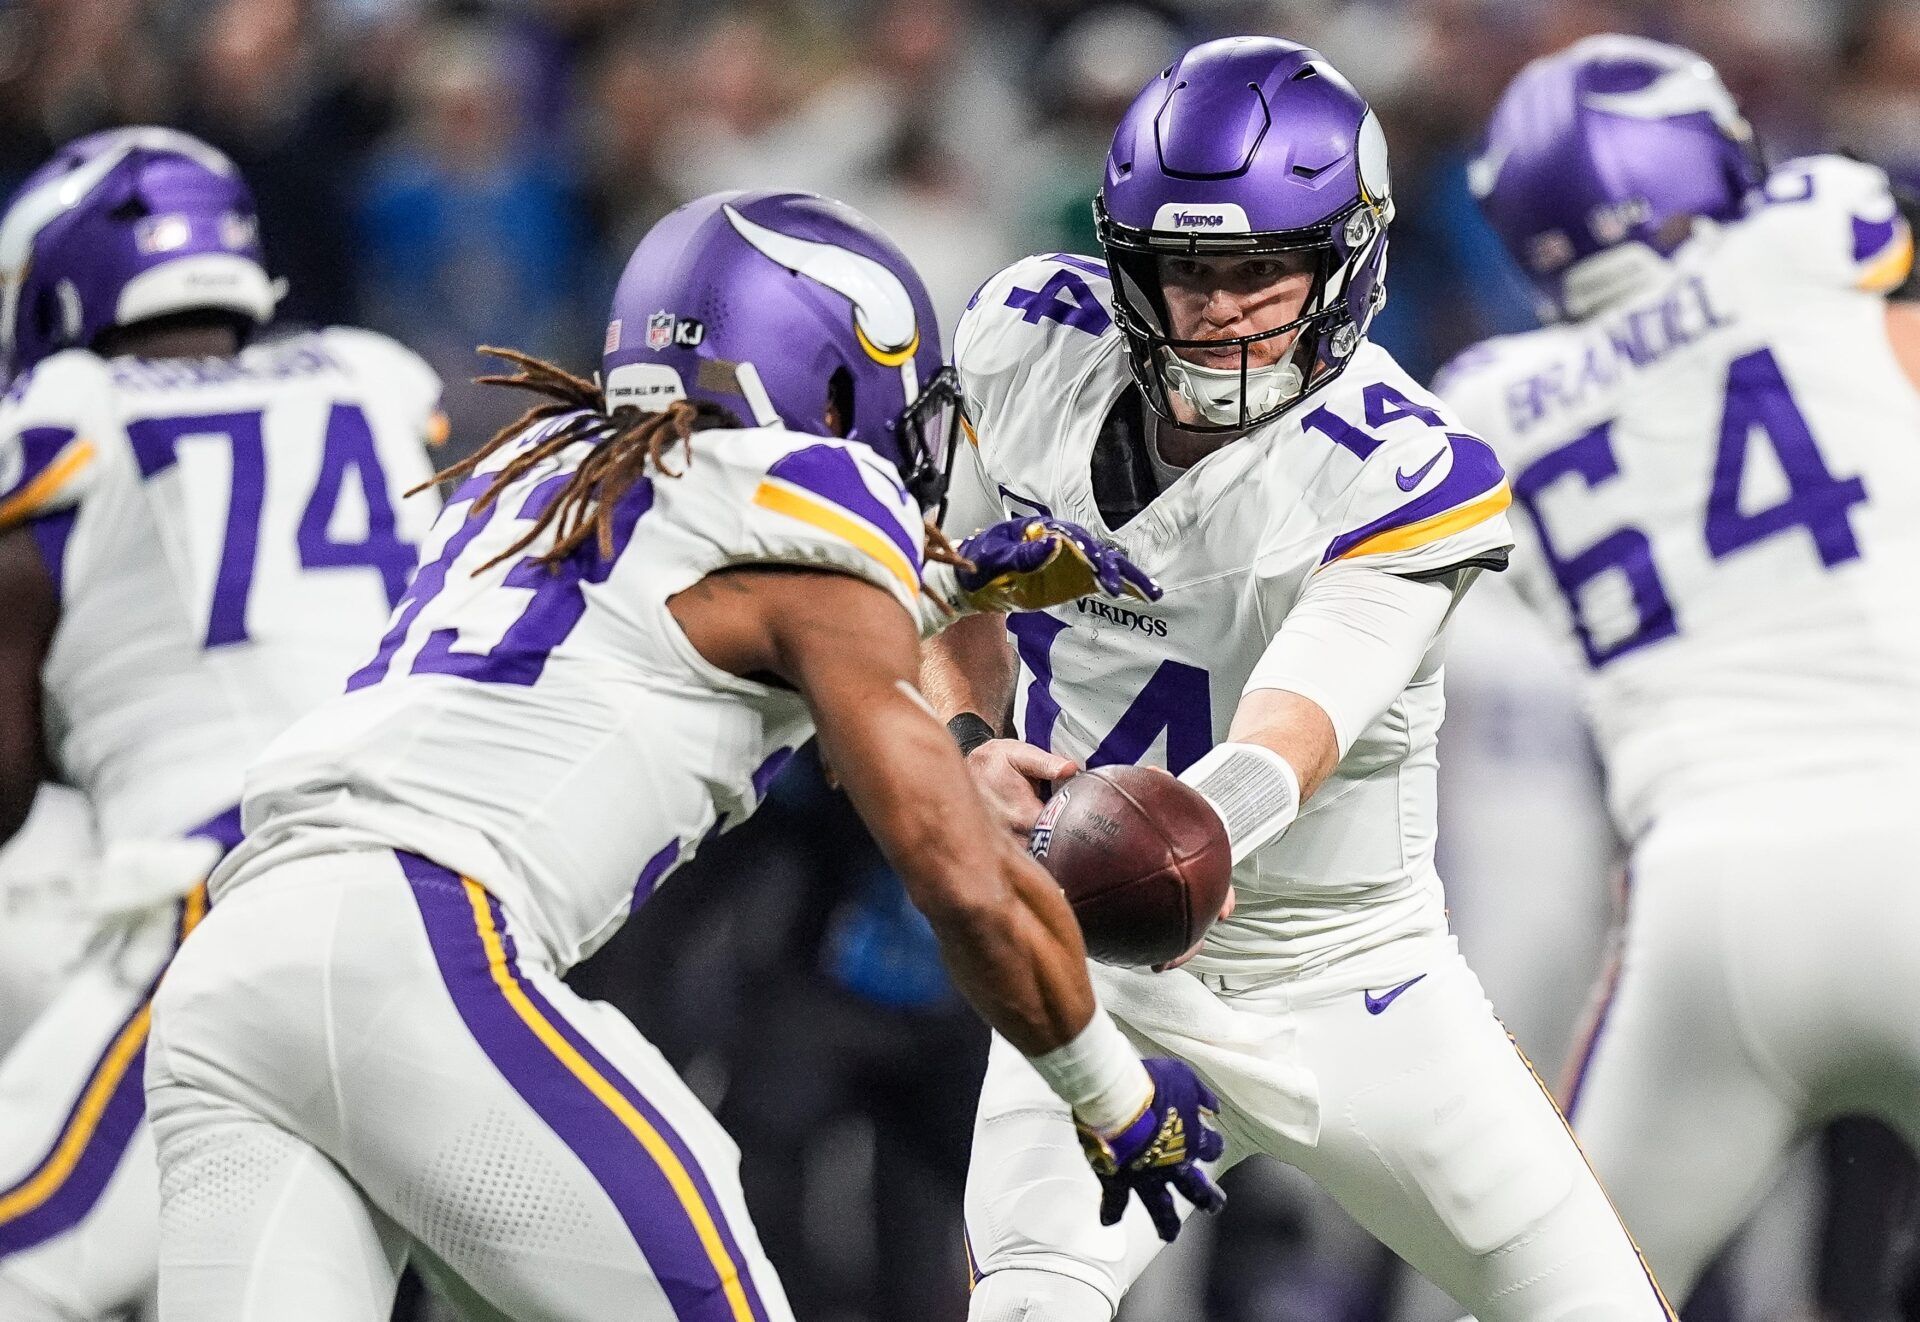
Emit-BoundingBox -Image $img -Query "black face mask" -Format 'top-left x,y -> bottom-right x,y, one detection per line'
890,364 -> 964,515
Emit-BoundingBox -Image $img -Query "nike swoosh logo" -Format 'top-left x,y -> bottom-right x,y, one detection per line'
1396,451 -> 1445,492
1363,974 -> 1426,1015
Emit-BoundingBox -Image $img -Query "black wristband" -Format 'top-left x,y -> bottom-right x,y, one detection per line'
946,712 -> 998,756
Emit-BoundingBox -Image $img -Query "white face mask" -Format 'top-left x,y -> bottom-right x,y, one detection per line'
1158,350 -> 1303,427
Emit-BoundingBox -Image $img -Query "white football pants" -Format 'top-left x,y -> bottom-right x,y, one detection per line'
145,846 -> 793,1322
1566,777 -> 1920,1303
965,934 -> 1673,1320
0,886 -> 199,1322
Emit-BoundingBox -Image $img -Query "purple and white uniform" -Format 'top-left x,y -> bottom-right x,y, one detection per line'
146,413 -> 928,1322
955,36 -> 1673,1322
1442,132 -> 1920,1303
0,330 -> 441,1321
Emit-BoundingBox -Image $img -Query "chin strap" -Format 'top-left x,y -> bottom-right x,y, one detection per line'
1160,352 -> 1304,427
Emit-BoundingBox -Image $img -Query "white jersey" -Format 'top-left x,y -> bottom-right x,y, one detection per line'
0,330 -> 442,904
224,418 -> 929,971
1436,155 -> 1920,840
950,254 -> 1514,973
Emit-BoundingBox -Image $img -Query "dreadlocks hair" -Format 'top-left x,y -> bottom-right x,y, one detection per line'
419,346 -> 740,574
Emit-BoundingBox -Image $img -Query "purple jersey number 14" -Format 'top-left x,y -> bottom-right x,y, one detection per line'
1007,612 -> 1213,773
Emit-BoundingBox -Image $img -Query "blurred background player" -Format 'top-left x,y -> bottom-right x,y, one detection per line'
927,36 -> 1672,1320
1437,32 -> 1920,1309
0,127 -> 446,1321
143,188 -> 1224,1321
0,787 -> 95,1055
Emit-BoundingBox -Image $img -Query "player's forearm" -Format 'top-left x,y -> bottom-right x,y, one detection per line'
919,610 -> 1017,729
913,835 -> 1153,1133
1241,563 -> 1455,770
917,839 -> 1098,1054
1226,691 -> 1340,798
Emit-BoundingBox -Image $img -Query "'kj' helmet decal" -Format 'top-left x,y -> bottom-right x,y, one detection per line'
723,204 -> 921,373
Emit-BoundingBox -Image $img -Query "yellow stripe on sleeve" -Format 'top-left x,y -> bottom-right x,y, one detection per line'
1858,225 -> 1915,294
750,479 -> 920,595
460,879 -> 757,1322
0,437 -> 96,529
1334,482 -> 1513,563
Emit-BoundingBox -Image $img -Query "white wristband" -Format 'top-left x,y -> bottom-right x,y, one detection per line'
1179,741 -> 1300,865
1028,1011 -> 1153,1136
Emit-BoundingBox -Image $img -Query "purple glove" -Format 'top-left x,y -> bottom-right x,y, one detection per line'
1076,1058 -> 1227,1243
952,517 -> 1161,612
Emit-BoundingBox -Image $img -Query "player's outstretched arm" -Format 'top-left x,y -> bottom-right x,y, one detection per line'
671,565 -> 1226,1238
0,525 -> 56,843
1180,563 -> 1460,864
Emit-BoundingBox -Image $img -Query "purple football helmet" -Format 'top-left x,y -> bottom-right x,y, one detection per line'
1096,36 -> 1394,431
601,190 -> 957,510
0,127 -> 278,380
1471,34 -> 1765,320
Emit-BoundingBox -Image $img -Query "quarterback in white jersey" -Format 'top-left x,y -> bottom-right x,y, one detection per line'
145,190 -> 1223,1322
0,129 -> 441,1321
927,37 -> 1673,1320
1439,35 -> 1920,1302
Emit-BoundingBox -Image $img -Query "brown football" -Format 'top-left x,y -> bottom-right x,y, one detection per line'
1029,765 -> 1233,968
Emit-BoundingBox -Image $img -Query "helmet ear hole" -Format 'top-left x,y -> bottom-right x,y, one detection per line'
826,365 -> 855,438
29,286 -> 63,342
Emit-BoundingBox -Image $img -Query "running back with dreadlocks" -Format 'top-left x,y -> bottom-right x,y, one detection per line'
144,188 -> 1195,1322
426,347 -> 742,573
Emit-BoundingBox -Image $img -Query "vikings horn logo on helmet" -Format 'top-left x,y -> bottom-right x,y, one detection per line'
1578,36 -> 1751,138
722,204 -> 921,369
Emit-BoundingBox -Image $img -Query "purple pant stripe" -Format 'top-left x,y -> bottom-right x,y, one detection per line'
1562,956 -> 1621,1122
0,1019 -> 148,1256
506,932 -> 770,1322
0,889 -> 199,1257
400,853 -> 768,1322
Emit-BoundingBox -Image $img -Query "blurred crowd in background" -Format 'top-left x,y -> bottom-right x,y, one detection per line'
6,0 -> 1920,1318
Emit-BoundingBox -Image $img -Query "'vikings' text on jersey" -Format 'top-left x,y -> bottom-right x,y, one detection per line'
947,252 -> 1514,974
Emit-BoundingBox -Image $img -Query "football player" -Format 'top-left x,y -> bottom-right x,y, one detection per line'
1438,34 -> 1920,1303
0,128 -> 445,1321
924,36 -> 1675,1319
143,190 -> 1225,1321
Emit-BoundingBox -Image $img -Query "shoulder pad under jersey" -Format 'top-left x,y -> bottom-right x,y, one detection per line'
1304,354 -> 1514,578
318,326 -> 449,447
702,428 -> 928,615
1429,331 -> 1563,452
1739,155 -> 1914,295
954,252 -> 1118,446
0,350 -> 115,529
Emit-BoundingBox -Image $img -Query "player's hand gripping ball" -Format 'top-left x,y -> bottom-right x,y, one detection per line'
1029,766 -> 1232,967
952,517 -> 1160,613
